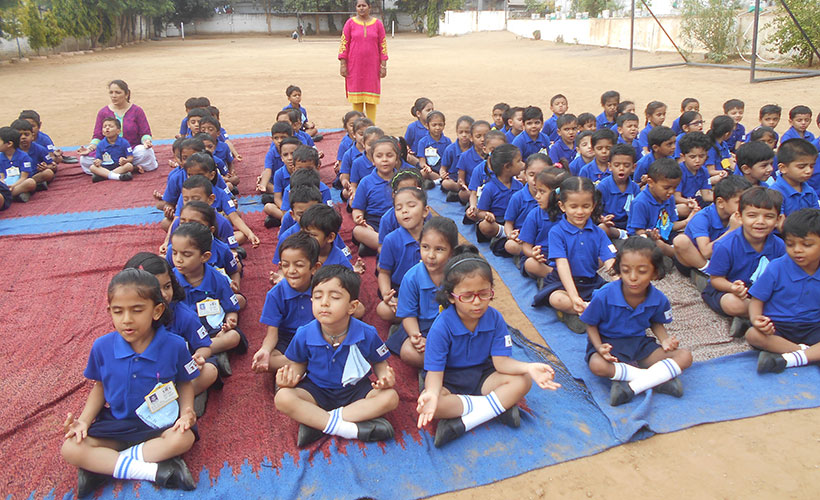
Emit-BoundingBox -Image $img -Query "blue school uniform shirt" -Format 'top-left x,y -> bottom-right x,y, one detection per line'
424,305 -> 511,372
678,163 -> 711,198
162,168 -> 230,204
379,226 -> 421,287
379,209 -> 431,245
705,228 -> 785,285
542,115 -> 559,142
728,123 -> 746,153
323,244 -> 354,269
416,134 -> 452,169
456,147 -> 484,181
337,134 -> 354,163
260,279 -> 313,340
281,182 -> 332,211
83,326 -> 199,420
442,141 -> 468,173
213,141 -> 233,167
596,112 -> 617,131
548,140 -> 576,165
294,130 -> 315,147
404,120 -> 427,155
174,265 -> 240,333
518,207 -> 557,254
282,103 -> 308,124
340,144 -> 364,176
285,318 -> 389,390
352,170 -> 393,220
504,129 -> 521,143
179,117 -> 189,136
780,127 -> 815,146
618,136 -> 642,161
469,162 -> 492,192
170,213 -> 236,248
166,236 -> 238,278
597,175 -> 640,227
22,142 -> 53,167
0,149 -> 33,183
580,281 -> 672,339
671,116 -> 682,135
33,131 -> 54,151
396,262 -> 440,323
567,155 -> 587,176
477,176 -> 523,220
633,153 -> 667,182
578,160 -> 611,183
167,301 -> 212,354
706,141 -> 732,172
749,254 -> 820,323
512,131 -> 550,160
273,223 -> 349,264
626,189 -> 678,239
273,167 -> 291,194
350,155 -> 374,184
745,126 -> 779,144
771,176 -> 820,215
683,203 -> 728,245
264,143 -> 283,172
505,186 -> 538,229
548,216 -> 617,278
811,138 -> 820,193
95,137 -> 132,167
637,124 -> 654,152
174,186 -> 236,217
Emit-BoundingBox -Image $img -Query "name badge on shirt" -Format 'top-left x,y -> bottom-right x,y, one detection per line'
377,343 -> 389,356
720,158 -> 732,170
228,199 -> 236,208
102,152 -> 113,165
425,146 -> 440,166
196,298 -> 221,317
664,309 -> 673,321
6,166 -> 20,178
655,208 -> 673,241
228,235 -> 237,246
144,381 -> 179,413
538,147 -> 549,155
135,383 -> 179,429
624,193 -> 634,213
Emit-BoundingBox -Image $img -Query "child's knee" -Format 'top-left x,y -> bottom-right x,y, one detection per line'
673,348 -> 693,369
274,388 -> 297,412
588,354 -> 613,377
61,439 -> 82,464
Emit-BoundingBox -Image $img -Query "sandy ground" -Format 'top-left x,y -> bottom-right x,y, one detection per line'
2,31 -> 820,499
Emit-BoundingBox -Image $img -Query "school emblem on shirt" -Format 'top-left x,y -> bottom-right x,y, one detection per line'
342,246 -> 352,257
230,294 -> 239,305
664,309 -> 673,321
655,209 -> 673,240
377,344 -> 389,356
749,256 -> 769,284
504,335 -> 512,348
184,359 -> 198,375
102,152 -> 113,165
197,325 -> 208,339
228,235 -> 237,245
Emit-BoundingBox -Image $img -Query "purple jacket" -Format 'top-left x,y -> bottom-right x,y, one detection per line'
92,104 -> 152,148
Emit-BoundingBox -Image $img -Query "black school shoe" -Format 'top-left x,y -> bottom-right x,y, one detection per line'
77,469 -> 110,498
261,194 -> 276,205
36,181 -> 48,191
92,174 -> 106,183
730,317 -> 752,338
215,352 -> 232,377
313,134 -> 324,142
230,186 -> 239,196
654,377 -> 684,398
556,311 -> 586,334
61,155 -> 79,164
757,351 -> 787,374
155,457 -> 196,490
496,405 -> 521,428
356,417 -> 394,442
193,390 -> 208,418
445,191 -> 460,203
434,417 -> 466,447
609,380 -> 635,406
119,172 -> 133,181
297,424 -> 325,447
358,242 -> 378,258
422,179 -> 435,190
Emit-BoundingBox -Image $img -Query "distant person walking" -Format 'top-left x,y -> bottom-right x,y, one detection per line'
338,0 -> 388,123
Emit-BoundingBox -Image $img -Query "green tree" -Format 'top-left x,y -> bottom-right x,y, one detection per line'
397,0 -> 461,36
571,0 -> 620,17
22,0 -> 49,51
766,0 -> 820,66
167,0 -> 216,24
52,0 -> 100,45
680,0 -> 741,63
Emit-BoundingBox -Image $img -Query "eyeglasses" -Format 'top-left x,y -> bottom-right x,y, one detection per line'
689,120 -> 705,126
451,289 -> 494,303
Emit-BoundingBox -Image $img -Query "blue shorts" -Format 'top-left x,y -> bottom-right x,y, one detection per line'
385,317 -> 434,355
275,330 -> 295,355
441,361 -> 495,396
208,325 -> 249,354
585,334 -> 661,364
87,407 -> 200,444
365,214 -> 381,233
0,182 -> 11,210
773,321 -> 820,346
701,284 -> 729,317
532,270 -> 606,307
297,376 -> 373,411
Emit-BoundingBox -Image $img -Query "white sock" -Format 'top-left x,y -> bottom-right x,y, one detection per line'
113,454 -> 158,482
610,362 -> 645,382
698,260 -> 710,272
628,359 -> 682,395
618,229 -> 628,240
107,171 -> 120,180
783,350 -> 808,368
119,443 -> 145,462
458,392 -> 505,432
495,225 -> 505,238
799,344 -> 810,351
322,407 -> 358,439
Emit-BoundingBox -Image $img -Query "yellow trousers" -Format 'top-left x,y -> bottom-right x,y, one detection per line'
352,102 -> 377,122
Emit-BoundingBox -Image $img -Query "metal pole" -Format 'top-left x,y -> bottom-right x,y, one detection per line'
750,0 -> 760,83
180,22 -> 184,40
777,0 -> 820,64
639,0 -> 687,62
629,0 -> 635,70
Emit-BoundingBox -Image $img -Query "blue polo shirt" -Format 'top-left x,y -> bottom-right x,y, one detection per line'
167,301 -> 212,354
684,203 -> 729,246
542,115 -> 559,142
518,206 -> 557,252
728,123 -> 746,153
341,144 -> 364,176
282,103 -> 308,124
397,262 -> 440,323
671,116 -> 682,135
281,182 -> 331,211
468,162 -> 491,192
350,155 -> 375,184
404,120 -> 427,155
548,139 -> 576,165
568,155 -> 588,176
597,175 -> 640,227
379,226 -> 420,287
174,185 -> 236,217
618,136 -> 642,162
285,318 -> 390,390
505,129 -> 521,143
749,254 -> 820,323
273,223 -> 348,264
378,208 -> 431,244
771,176 -> 820,215
213,141 -> 233,166
417,134 -> 451,169
170,212 -> 236,249
295,130 -> 315,147
512,131 -> 550,160
637,124 -> 654,152
21,142 -> 53,167
179,117 -> 189,137
167,236 -> 238,278
273,166 -> 292,194
324,244 -> 354,269
163,169 -> 231,204
580,281 -> 672,339
351,170 -> 393,221
84,326 -> 199,420
264,143 -> 283,172
455,146 -> 485,180
549,216 -> 617,278
705,228 -> 785,285
96,137 -> 133,166
706,141 -> 732,172
442,141 -> 469,173
504,186 -> 538,228
174,265 -> 240,332
633,152 -> 668,182
0,149 -> 33,183
578,160 -> 611,183
260,279 -> 313,341
213,156 -> 229,177
627,188 -> 678,238
780,127 -> 815,146
811,138 -> 820,193
678,162 -> 711,198
596,112 -> 617,131
424,306 -> 511,372
337,134 -> 354,163
33,131 -> 54,151
477,176 -> 523,220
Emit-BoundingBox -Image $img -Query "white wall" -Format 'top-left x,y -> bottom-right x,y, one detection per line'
166,12 -> 415,36
439,11 -> 505,36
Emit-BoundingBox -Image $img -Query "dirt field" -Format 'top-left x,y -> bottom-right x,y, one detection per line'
2,31 -> 819,499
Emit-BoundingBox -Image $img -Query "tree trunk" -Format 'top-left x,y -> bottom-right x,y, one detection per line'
315,14 -> 321,34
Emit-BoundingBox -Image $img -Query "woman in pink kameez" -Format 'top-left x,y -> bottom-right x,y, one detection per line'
339,0 -> 388,122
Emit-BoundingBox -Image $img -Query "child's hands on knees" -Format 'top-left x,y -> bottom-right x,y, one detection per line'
661,336 -> 679,352
382,289 -> 398,313
269,270 -> 282,286
173,407 -> 196,433
63,413 -> 89,443
571,296 -> 588,314
353,258 -> 366,275
416,390 -> 439,428
465,206 -> 478,219
353,213 -> 367,226
647,229 -> 661,242
483,212 -> 496,224
248,233 -> 261,248
730,280 -> 748,299
409,333 -> 426,353
152,190 -> 164,201
752,314 -> 775,335
371,365 -> 396,390
223,314 -> 238,331
276,365 -> 301,388
528,363 -> 562,390
193,354 -> 206,369
509,228 -> 520,243
251,349 -> 270,373
531,245 -> 546,263
596,343 -> 618,362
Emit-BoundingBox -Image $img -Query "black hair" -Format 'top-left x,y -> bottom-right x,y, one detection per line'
280,137 -> 302,150
18,109 -> 41,125
601,90 -> 620,105
199,115 -> 221,132
707,115 -> 736,153
300,203 -> 342,237
759,104 -> 782,119
556,114 -> 577,129
789,105 -> 812,120
736,141 -> 775,169
678,110 -> 702,130
471,120 -> 491,134
172,221 -> 213,254
522,106 -> 544,123
782,208 -> 820,239
739,186 -> 783,213
101,116 -> 121,129
394,135 -> 409,162
391,168 -> 423,191
187,107 -> 211,120
616,112 -> 639,127
575,129 -> 594,147
182,174 -> 214,197
280,231 -> 320,266
363,126 -> 385,144
456,115 -> 475,130
196,96 -> 211,108
426,110 -> 445,124
613,236 -> 666,280
778,138 -> 818,165
107,268 -> 170,328
180,199 -> 217,227
123,252 -> 185,303
184,153 -> 217,177
290,167 -> 321,189
370,136 -> 400,158
647,125 -> 676,148
616,101 -> 634,115
284,108 -> 301,124
648,158 -> 682,181
0,127 -> 20,148
504,106 -> 524,127
343,110 -> 364,128
311,264 -> 360,300
271,121 -> 293,137
422,215 -> 458,250
577,113 -> 596,127
485,129 -> 507,145
193,132 -> 213,144
644,101 -> 667,125
109,80 -> 131,102
492,102 -> 510,113
486,143 -> 515,176
435,245 -> 493,307
525,152 -> 553,169
180,137 -> 205,153
172,137 -> 186,154
410,97 -> 433,119
609,143 -> 637,162
206,106 -> 220,119
678,132 -> 711,156
184,97 -> 199,110
290,184 -> 323,206
550,94 -> 567,106
353,117 -> 374,133
286,84 -> 302,97
680,97 -> 699,111
547,176 -> 602,222
393,186 -> 427,208
750,126 -> 777,143
535,165 -> 571,198
293,144 -> 319,166
10,119 -> 33,132
723,99 -> 745,113
712,175 -> 752,202
590,128 -> 617,147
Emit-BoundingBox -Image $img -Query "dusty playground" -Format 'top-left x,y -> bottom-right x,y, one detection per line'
1,30 -> 819,499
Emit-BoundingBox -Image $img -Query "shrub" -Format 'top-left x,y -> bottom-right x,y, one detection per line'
680,0 -> 742,63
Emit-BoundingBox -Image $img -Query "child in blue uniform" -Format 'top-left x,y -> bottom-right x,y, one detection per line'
780,105 -> 814,145
633,126 -> 676,186
532,176 -> 617,333
771,139 -> 820,216
512,106 -> 549,160
521,166 -> 570,279
416,110 -> 450,184
258,121 -> 293,195
548,114 -> 578,166
339,118 -> 372,201
300,203 -> 362,272
578,128 -> 617,183
334,110 -> 364,183
702,187 -> 785,336
582,236 -> 692,406
724,99 -> 746,153
542,94 -> 568,142
387,216 -> 458,367
637,101 -> 667,156
672,111 -> 704,159
745,104 -> 781,143
455,120 -> 491,204
674,132 -> 714,218
19,109 -> 64,164
417,248 -> 561,447
61,269 -> 198,497
748,209 -> 820,373
504,153 -> 552,260
597,143 -> 639,240
504,106 -> 524,142
283,84 -> 319,138
278,109 -> 315,147
491,102 -> 509,131
377,187 -> 429,322
405,97 -> 434,160
441,115 -> 474,200
264,137 -> 301,226
199,116 -> 237,189
275,265 -> 398,447
0,126 -> 36,202
568,130 -> 595,175
705,115 -> 735,183
350,126 -> 385,188
736,140 -> 775,186
281,149 -> 332,211
596,90 -> 620,131
253,232 -> 321,375
352,137 -> 402,253
616,112 -> 641,161
11,118 -> 54,189
577,113 -> 596,131
473,144 -> 524,253
466,130 -> 507,226
671,97 -> 699,135
378,169 -> 426,246
89,117 -> 135,182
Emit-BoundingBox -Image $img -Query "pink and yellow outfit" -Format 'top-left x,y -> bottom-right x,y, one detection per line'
339,16 -> 387,121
